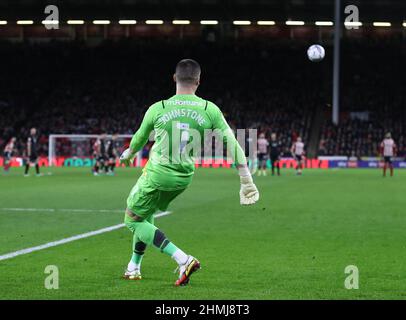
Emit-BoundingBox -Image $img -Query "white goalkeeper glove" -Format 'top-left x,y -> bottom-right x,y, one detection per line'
239,175 -> 259,205
119,148 -> 135,167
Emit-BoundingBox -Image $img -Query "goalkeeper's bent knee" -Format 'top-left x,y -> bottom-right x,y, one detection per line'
134,241 -> 147,255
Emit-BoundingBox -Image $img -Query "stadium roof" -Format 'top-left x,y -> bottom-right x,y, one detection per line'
1,0 -> 406,22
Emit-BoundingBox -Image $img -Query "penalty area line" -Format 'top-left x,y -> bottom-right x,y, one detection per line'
0,211 -> 172,261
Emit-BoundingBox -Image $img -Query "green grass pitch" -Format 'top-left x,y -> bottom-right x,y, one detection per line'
0,167 -> 405,299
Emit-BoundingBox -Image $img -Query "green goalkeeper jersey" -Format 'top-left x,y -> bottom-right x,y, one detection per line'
130,94 -> 246,191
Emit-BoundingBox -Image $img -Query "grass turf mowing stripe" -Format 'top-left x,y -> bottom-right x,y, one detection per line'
0,208 -> 124,213
0,210 -> 171,261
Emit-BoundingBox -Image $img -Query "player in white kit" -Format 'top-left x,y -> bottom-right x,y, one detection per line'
380,132 -> 397,177
3,137 -> 16,173
257,133 -> 269,176
291,136 -> 305,175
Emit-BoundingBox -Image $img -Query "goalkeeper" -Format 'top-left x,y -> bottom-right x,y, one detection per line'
120,59 -> 259,286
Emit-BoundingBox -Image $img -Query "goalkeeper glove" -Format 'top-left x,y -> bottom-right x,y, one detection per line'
119,148 -> 135,167
240,175 -> 259,205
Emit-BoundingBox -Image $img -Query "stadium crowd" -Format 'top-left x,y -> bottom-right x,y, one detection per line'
318,118 -> 405,158
0,40 -> 320,157
318,39 -> 406,158
0,38 -> 405,158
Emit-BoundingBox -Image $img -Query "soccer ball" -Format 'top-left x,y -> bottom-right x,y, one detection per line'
307,44 -> 325,62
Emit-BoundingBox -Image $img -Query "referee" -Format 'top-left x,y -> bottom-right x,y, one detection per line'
269,133 -> 283,176
24,127 -> 41,176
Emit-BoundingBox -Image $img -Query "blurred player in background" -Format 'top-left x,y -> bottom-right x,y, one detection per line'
245,129 -> 256,174
269,133 -> 282,176
24,128 -> 41,177
119,59 -> 259,286
291,136 -> 305,175
257,133 -> 269,176
3,137 -> 16,173
92,137 -> 101,175
92,134 -> 107,176
106,134 -> 119,175
380,132 -> 397,177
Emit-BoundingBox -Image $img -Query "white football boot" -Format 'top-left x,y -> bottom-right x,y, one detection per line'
174,255 -> 201,286
123,268 -> 142,280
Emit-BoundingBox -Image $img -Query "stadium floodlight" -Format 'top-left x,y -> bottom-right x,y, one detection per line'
233,20 -> 251,25
0,20 -> 7,25
17,20 -> 34,25
285,20 -> 305,26
172,20 -> 191,25
145,20 -> 164,25
344,21 -> 362,27
257,21 -> 276,25
119,20 -> 137,25
200,20 -> 218,25
41,20 -> 59,25
93,20 -> 111,25
373,22 -> 391,27
67,20 -> 85,25
315,21 -> 334,26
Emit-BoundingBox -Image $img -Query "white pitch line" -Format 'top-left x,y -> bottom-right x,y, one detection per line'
0,208 -> 57,212
0,211 -> 172,261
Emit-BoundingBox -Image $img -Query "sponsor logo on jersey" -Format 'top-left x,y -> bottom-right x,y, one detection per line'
166,100 -> 204,107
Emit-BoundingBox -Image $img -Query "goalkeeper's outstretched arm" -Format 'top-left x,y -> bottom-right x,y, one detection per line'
120,108 -> 154,166
212,109 -> 259,206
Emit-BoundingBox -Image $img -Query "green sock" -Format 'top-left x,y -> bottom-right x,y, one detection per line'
127,218 -> 185,262
161,242 -> 178,257
164,242 -> 189,265
130,220 -> 158,245
131,252 -> 144,265
131,233 -> 147,265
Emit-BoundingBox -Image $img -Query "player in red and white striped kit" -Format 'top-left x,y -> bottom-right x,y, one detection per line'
257,133 -> 269,176
92,137 -> 102,176
291,136 -> 305,175
3,137 -> 16,173
380,132 -> 397,177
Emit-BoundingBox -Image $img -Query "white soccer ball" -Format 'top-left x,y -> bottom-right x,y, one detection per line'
307,44 -> 325,62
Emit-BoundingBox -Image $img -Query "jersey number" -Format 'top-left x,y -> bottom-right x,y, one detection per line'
177,122 -> 190,154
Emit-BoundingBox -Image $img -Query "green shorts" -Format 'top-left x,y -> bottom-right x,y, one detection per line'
126,173 -> 186,220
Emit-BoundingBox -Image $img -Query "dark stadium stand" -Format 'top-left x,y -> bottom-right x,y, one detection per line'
0,38 -> 405,157
318,39 -> 406,157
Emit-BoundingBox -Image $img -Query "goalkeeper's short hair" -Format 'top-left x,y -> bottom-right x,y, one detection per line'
175,59 -> 201,85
